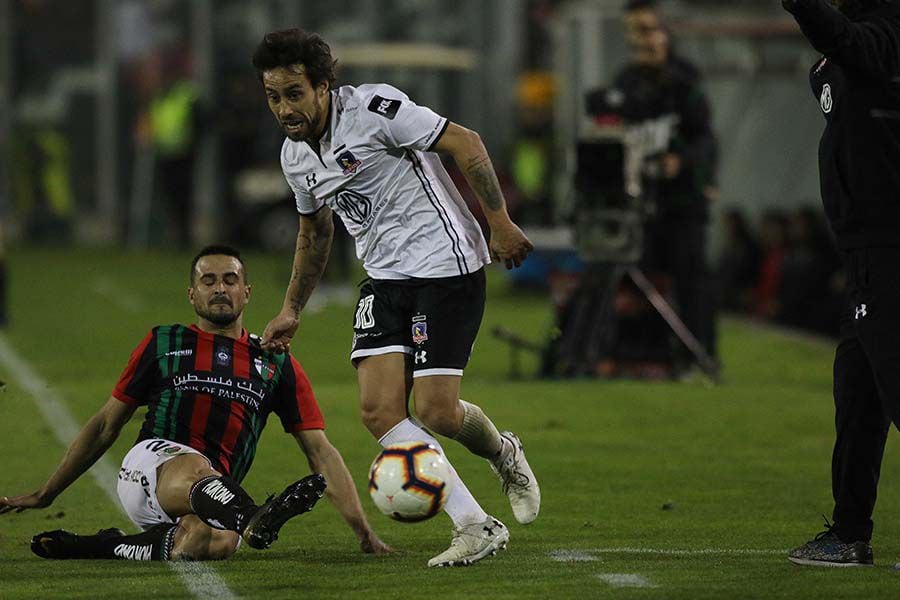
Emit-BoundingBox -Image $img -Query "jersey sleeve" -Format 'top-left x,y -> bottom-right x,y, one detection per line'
281,141 -> 325,215
361,84 -> 449,152
272,355 -> 325,432
112,329 -> 158,406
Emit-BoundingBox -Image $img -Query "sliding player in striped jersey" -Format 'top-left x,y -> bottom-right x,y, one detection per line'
0,245 -> 390,560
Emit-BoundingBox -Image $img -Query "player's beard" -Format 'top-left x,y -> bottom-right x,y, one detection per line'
197,301 -> 242,326
284,96 -> 325,142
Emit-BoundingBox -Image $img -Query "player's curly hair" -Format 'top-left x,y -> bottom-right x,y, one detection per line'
251,28 -> 338,88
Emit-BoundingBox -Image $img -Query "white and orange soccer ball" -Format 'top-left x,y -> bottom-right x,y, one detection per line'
368,441 -> 453,522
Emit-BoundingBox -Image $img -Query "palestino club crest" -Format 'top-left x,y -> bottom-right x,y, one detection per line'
254,357 -> 276,381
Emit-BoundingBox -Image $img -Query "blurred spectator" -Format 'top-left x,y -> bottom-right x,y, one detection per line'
133,48 -> 200,248
777,208 -> 841,334
752,210 -> 789,319
509,72 -> 556,225
718,208 -> 761,311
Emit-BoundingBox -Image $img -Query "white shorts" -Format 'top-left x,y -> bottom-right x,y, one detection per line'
117,438 -> 211,531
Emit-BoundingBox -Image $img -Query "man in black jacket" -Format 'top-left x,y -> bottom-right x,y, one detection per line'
784,0 -> 900,567
612,0 -> 719,369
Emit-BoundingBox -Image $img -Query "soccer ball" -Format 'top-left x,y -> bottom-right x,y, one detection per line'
368,441 -> 453,522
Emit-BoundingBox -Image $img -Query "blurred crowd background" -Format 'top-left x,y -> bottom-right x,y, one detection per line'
0,0 -> 842,341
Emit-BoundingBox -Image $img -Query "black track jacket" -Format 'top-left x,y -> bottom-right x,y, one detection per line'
785,0 -> 900,249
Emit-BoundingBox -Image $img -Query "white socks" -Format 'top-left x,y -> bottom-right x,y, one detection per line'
380,418 -> 488,527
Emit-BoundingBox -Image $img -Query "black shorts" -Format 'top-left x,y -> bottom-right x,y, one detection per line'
349,269 -> 486,377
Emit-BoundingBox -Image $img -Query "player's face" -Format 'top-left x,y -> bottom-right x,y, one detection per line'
262,65 -> 329,142
189,255 -> 250,327
625,8 -> 669,67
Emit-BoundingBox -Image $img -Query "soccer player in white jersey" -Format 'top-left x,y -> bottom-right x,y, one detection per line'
254,29 -> 541,567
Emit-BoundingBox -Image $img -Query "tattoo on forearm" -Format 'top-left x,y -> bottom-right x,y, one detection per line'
288,220 -> 333,313
464,155 -> 505,212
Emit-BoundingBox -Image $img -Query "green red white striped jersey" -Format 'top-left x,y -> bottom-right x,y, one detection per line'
112,324 -> 324,482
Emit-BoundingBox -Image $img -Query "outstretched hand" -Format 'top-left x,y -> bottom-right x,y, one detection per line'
0,492 -> 51,515
261,309 -> 300,354
360,532 -> 395,555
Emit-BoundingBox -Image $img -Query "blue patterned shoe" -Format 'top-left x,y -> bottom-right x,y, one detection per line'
788,520 -> 873,567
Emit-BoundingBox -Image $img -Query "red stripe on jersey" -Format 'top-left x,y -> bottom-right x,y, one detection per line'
218,401 -> 246,475
189,393 -> 212,454
195,331 -> 213,371
233,338 -> 251,379
112,330 -> 155,405
289,357 -> 325,431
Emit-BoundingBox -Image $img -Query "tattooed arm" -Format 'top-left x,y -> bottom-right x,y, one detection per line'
432,122 -> 533,268
262,207 -> 334,352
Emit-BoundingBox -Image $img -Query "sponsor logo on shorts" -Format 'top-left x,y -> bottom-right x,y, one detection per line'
415,350 -> 428,365
412,320 -> 428,345
202,479 -> 236,505
114,543 -> 154,561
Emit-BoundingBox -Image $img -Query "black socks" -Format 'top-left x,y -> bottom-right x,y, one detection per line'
32,524 -> 179,561
188,475 -> 259,533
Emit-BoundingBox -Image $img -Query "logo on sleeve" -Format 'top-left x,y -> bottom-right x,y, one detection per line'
820,83 -> 833,114
367,95 -> 402,120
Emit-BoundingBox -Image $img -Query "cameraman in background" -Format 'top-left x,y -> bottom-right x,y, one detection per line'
610,0 -> 719,372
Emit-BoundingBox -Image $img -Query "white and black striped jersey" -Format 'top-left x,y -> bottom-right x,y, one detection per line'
280,83 -> 491,280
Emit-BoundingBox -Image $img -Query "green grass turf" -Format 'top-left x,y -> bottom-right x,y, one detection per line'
1,247 -> 900,599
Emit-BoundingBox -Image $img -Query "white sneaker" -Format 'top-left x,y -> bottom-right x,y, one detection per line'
427,517 -> 509,567
491,431 -> 540,524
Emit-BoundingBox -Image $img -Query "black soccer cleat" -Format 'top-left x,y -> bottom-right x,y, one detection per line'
242,473 -> 327,550
31,528 -> 126,560
788,521 -> 873,567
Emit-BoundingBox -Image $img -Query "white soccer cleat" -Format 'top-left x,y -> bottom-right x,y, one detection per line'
491,431 -> 540,524
427,517 -> 509,567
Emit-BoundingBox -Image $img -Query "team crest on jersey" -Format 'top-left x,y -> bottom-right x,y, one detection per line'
254,357 -> 276,381
412,319 -> 428,345
337,150 -> 362,175
215,349 -> 231,367
821,83 -> 833,114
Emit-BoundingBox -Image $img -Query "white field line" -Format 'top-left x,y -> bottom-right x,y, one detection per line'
0,334 -> 237,600
595,573 -> 658,589
548,549 -> 600,562
92,276 -> 145,314
591,547 -> 787,556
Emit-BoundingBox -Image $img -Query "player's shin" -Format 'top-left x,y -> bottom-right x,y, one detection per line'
31,524 -> 178,560
452,399 -> 503,459
188,475 -> 258,533
380,418 -> 488,526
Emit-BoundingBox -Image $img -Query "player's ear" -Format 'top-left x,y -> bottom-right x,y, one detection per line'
187,286 -> 196,305
244,285 -> 251,303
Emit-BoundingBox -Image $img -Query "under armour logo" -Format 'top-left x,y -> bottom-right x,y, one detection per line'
415,351 -> 427,364
855,304 -> 867,320
306,173 -> 317,187
483,524 -> 495,537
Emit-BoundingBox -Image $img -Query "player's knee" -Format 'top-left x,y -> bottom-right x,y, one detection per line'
206,531 -> 240,560
360,394 -> 406,438
416,402 -> 460,438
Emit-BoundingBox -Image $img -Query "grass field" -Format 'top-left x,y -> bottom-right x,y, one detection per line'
1,247 -> 900,599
